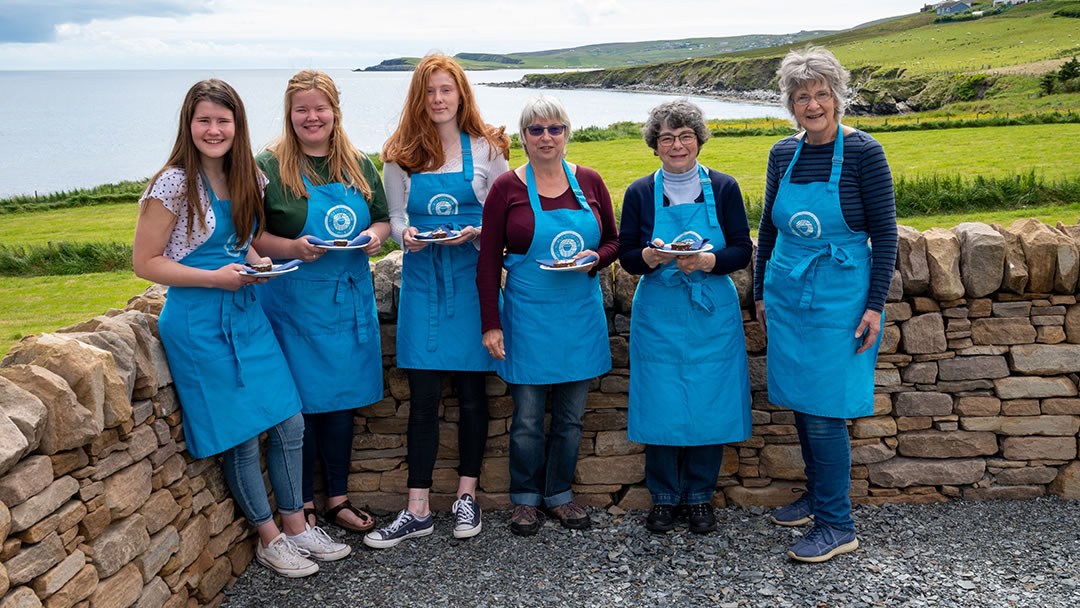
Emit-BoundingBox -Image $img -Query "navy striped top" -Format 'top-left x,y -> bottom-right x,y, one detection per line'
753,129 -> 898,312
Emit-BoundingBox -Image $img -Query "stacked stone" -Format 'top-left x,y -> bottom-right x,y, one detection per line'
352,220 -> 1080,514
0,291 -> 255,608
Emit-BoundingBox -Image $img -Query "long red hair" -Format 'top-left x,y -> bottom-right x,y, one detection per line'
382,54 -> 510,173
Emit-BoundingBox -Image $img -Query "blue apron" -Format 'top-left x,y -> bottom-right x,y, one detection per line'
258,173 -> 383,412
763,125 -> 880,419
158,178 -> 302,458
628,165 -> 751,445
496,161 -> 611,385
397,133 -> 494,371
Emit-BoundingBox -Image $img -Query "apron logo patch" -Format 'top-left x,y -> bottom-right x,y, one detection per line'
672,230 -> 703,243
551,231 -> 585,260
428,193 -> 459,216
325,205 -> 357,238
789,212 -> 822,239
222,234 -> 249,259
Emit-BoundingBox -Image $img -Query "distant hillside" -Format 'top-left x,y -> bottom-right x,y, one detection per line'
506,0 -> 1080,114
357,32 -> 833,71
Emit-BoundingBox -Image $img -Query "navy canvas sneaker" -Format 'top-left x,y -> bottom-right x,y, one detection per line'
787,522 -> 859,563
363,510 -> 434,549
451,493 -> 482,539
771,488 -> 814,526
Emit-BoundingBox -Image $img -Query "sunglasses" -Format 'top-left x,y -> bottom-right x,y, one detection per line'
525,124 -> 566,137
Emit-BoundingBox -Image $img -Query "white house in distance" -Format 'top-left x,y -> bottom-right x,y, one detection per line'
993,0 -> 1045,5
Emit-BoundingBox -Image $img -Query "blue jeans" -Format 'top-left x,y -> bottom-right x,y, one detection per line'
794,411 -> 854,531
223,413 -> 305,525
645,444 -> 724,506
508,380 -> 589,508
301,409 -> 354,502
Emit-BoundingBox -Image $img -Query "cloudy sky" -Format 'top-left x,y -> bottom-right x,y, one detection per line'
1,0 -> 922,70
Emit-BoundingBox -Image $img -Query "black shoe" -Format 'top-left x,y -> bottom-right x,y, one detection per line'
645,504 -> 676,533
687,503 -> 717,534
673,504 -> 689,522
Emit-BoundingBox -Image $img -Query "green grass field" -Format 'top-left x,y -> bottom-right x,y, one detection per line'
3,123 -> 1079,249
0,271 -> 152,351
731,0 -> 1080,74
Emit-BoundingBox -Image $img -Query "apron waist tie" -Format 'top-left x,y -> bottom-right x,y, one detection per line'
657,272 -> 714,312
422,244 -> 457,352
788,243 -> 853,310
222,287 -> 257,387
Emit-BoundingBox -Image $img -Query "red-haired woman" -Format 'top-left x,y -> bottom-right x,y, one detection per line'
133,79 -> 321,577
363,55 -> 510,549
252,70 -> 389,544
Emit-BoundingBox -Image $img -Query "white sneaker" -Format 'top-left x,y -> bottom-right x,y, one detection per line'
255,533 -> 319,578
288,524 -> 352,561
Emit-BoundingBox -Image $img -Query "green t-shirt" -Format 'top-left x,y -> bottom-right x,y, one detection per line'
257,149 -> 390,238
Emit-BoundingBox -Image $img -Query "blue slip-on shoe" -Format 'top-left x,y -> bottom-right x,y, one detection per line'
362,509 -> 433,549
770,488 -> 814,526
451,493 -> 482,539
787,522 -> 859,563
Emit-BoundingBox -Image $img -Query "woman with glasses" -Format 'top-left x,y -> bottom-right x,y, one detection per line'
617,99 -> 752,535
477,95 -> 619,536
754,46 -> 897,563
363,55 -> 510,549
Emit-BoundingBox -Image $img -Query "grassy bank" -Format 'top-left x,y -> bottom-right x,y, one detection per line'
0,271 -> 152,350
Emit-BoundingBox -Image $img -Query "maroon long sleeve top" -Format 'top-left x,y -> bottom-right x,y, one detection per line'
477,165 -> 619,333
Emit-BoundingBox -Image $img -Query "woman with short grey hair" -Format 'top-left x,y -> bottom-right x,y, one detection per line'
753,46 -> 897,563
618,99 -> 752,535
478,95 -> 619,536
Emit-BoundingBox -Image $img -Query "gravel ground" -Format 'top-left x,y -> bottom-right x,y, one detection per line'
224,497 -> 1080,608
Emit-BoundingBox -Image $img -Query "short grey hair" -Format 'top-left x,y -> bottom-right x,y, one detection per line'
642,99 -> 710,151
776,46 -> 850,127
518,95 -> 572,157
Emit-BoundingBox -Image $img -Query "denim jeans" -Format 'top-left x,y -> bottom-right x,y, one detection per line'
222,412 -> 305,525
301,409 -> 354,502
644,444 -> 725,506
508,380 -> 589,508
406,369 -> 490,488
794,411 -> 854,531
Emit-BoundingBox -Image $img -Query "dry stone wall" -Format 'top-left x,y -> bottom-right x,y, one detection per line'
0,292 -> 256,608
2,218 -> 1080,607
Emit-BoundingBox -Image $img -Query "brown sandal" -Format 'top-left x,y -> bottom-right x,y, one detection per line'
325,500 -> 375,532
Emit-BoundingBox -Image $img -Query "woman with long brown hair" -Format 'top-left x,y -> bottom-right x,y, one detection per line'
133,79 -> 322,577
363,55 -> 509,549
252,70 -> 389,542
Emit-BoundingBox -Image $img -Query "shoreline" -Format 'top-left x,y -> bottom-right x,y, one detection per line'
486,80 -> 782,107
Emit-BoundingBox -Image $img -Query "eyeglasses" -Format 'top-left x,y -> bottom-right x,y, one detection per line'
525,124 -> 566,137
793,91 -> 834,106
657,132 -> 698,147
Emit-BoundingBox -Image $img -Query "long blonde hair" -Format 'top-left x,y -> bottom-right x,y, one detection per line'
146,79 -> 264,245
382,54 -> 510,173
268,70 -> 372,201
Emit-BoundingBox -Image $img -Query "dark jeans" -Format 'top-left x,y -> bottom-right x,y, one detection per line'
644,444 -> 725,506
794,411 -> 854,531
508,380 -> 589,507
301,409 -> 354,503
406,369 -> 489,489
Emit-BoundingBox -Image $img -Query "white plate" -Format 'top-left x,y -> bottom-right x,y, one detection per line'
244,264 -> 299,278
537,257 -> 597,271
656,243 -> 714,256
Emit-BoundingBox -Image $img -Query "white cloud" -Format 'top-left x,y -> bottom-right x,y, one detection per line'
0,0 -> 923,70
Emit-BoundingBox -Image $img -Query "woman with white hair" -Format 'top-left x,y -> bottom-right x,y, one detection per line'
477,95 -> 619,536
753,46 -> 897,562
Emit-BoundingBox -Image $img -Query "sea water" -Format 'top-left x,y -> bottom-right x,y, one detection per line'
0,68 -> 783,198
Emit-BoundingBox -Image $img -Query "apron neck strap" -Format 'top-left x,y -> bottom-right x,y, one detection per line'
526,160 -> 589,214
653,164 -> 719,228
780,124 -> 845,193
460,131 -> 474,182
